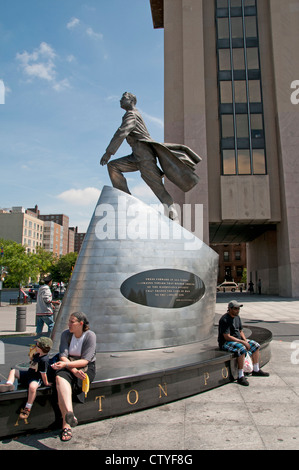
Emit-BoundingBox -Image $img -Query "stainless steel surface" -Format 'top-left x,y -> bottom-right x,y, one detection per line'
52,186 -> 219,352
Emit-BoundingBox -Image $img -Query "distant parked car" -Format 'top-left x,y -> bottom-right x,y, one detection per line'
217,281 -> 239,292
28,284 -> 40,299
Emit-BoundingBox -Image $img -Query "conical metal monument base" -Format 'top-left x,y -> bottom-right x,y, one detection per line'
52,186 -> 219,352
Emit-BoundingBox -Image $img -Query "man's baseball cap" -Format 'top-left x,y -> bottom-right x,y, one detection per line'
228,300 -> 243,309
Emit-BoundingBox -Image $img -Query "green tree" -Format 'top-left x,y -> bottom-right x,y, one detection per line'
0,238 -> 78,287
34,246 -> 56,281
241,268 -> 247,285
0,238 -> 39,287
50,252 -> 78,284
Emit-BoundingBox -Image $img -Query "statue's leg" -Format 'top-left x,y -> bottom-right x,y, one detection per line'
139,160 -> 173,206
107,155 -> 138,194
139,160 -> 179,222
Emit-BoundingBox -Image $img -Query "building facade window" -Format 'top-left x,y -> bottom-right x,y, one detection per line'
236,266 -> 243,277
216,0 -> 266,175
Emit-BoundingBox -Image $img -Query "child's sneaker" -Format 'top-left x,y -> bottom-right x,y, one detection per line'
19,407 -> 31,419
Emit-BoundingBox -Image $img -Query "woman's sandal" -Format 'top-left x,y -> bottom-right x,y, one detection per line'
19,407 -> 31,419
65,411 -> 78,427
61,427 -> 72,442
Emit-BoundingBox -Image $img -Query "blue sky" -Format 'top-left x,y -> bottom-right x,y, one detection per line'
0,0 -> 164,232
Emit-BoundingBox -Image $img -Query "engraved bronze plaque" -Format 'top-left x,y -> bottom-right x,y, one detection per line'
120,269 -> 205,309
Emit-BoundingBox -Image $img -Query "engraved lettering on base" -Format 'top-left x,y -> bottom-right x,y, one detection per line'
127,389 -> 139,405
204,372 -> 210,385
120,269 -> 205,309
158,383 -> 168,398
95,395 -> 105,412
93,366 -> 234,416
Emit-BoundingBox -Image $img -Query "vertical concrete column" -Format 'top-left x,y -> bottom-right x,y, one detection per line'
163,0 -> 210,242
269,0 -> 299,296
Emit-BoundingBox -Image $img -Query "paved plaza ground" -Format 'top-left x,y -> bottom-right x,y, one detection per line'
0,293 -> 299,451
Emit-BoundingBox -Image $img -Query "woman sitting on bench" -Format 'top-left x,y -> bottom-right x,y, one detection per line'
51,311 -> 96,442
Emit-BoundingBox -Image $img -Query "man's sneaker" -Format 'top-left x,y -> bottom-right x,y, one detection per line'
252,369 -> 269,377
237,376 -> 249,386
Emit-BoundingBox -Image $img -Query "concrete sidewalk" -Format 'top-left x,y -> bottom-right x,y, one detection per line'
0,302 -> 37,337
1,294 -> 299,450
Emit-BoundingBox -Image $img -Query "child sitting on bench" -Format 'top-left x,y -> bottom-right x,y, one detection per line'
0,337 -> 53,419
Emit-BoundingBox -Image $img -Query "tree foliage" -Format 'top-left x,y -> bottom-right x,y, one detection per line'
241,267 -> 247,284
0,238 -> 78,287
34,246 -> 56,281
0,239 -> 38,287
49,252 -> 78,284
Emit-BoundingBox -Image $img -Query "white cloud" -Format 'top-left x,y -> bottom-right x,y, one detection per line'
52,78 -> 71,92
66,54 -> 76,63
16,42 -> 56,64
67,17 -> 80,29
38,42 -> 56,59
16,42 -> 70,92
106,95 -> 119,103
22,61 -> 56,81
140,109 -> 164,129
57,187 -> 101,206
66,17 -> 103,42
86,27 -> 103,41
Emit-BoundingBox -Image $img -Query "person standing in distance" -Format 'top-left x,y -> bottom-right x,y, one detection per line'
36,275 -> 60,335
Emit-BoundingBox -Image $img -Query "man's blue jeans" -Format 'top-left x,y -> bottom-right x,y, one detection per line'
36,314 -> 54,334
